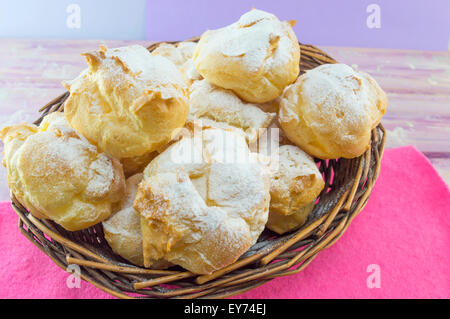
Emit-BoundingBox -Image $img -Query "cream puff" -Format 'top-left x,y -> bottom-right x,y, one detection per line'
0,113 -> 125,231
279,63 -> 388,159
193,9 -> 300,103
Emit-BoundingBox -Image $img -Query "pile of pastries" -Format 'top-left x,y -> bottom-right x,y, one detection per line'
0,9 -> 387,275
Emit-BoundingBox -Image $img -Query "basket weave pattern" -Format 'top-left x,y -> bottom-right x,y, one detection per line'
10,39 -> 386,299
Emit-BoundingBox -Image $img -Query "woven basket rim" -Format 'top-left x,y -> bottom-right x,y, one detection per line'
9,40 -> 386,299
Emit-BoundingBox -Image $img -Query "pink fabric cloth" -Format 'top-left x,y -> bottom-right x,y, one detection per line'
0,146 -> 448,299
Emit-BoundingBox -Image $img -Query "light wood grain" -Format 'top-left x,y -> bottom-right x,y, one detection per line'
0,39 -> 448,202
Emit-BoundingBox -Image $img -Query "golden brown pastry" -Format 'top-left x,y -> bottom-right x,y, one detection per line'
152,41 -> 196,67
0,113 -> 125,231
279,63 -> 388,159
263,145 -> 324,234
269,145 -> 324,216
120,151 -> 158,177
102,173 -> 145,266
102,173 -> 171,269
64,44 -> 189,159
193,9 -> 300,103
134,128 -> 271,274
152,41 -> 202,85
266,202 -> 315,235
187,79 -> 276,143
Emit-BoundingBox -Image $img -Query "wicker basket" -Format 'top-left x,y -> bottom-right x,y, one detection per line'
9,39 -> 386,299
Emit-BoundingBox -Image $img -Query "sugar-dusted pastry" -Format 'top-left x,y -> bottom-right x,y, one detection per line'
279,63 -> 388,159
187,79 -> 276,143
102,173 -> 171,268
152,41 -> 197,67
179,58 -> 203,85
266,202 -> 315,235
134,128 -> 271,274
193,9 -> 300,103
0,113 -> 125,231
262,145 -> 324,234
152,41 -> 202,85
64,45 -> 189,159
269,145 -> 324,216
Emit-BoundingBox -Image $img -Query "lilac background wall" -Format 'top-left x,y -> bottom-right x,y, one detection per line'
146,0 -> 450,51
0,0 -> 449,50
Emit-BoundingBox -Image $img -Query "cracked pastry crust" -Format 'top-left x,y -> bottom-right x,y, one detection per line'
266,202 -> 315,235
269,145 -> 324,217
152,41 -> 203,86
264,145 -> 324,234
0,112 -> 125,231
133,128 -> 271,274
193,9 -> 300,103
102,173 -> 171,269
187,79 -> 276,143
279,63 -> 388,159
63,44 -> 189,159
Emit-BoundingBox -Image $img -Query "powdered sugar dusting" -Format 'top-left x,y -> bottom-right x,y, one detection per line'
204,9 -> 296,72
29,113 -> 115,199
79,45 -> 186,103
188,80 -> 275,142
271,145 -> 321,195
86,154 -> 114,197
142,127 -> 270,255
300,63 -> 372,131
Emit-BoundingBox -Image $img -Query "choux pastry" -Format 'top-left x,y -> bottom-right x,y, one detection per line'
279,63 -> 388,159
0,113 -> 125,231
63,44 -> 189,159
102,173 -> 171,268
152,41 -> 202,85
187,79 -> 275,143
193,9 -> 300,103
134,127 -> 271,274
262,145 -> 324,234
269,145 -> 324,217
266,202 -> 315,235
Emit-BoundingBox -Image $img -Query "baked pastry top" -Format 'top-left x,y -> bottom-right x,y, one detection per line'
134,128 -> 271,274
279,63 -> 388,159
194,9 -> 300,103
102,173 -> 171,269
102,173 -> 145,266
152,41 -> 202,85
64,44 -> 189,159
269,145 -> 324,216
0,113 -> 125,231
187,79 -> 276,143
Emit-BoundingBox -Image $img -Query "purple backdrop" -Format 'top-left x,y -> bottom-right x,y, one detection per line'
145,0 -> 450,51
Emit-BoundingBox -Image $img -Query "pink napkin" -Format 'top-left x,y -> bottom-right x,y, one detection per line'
0,146 -> 448,299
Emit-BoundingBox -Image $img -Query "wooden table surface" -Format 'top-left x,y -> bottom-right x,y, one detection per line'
0,39 -> 449,201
